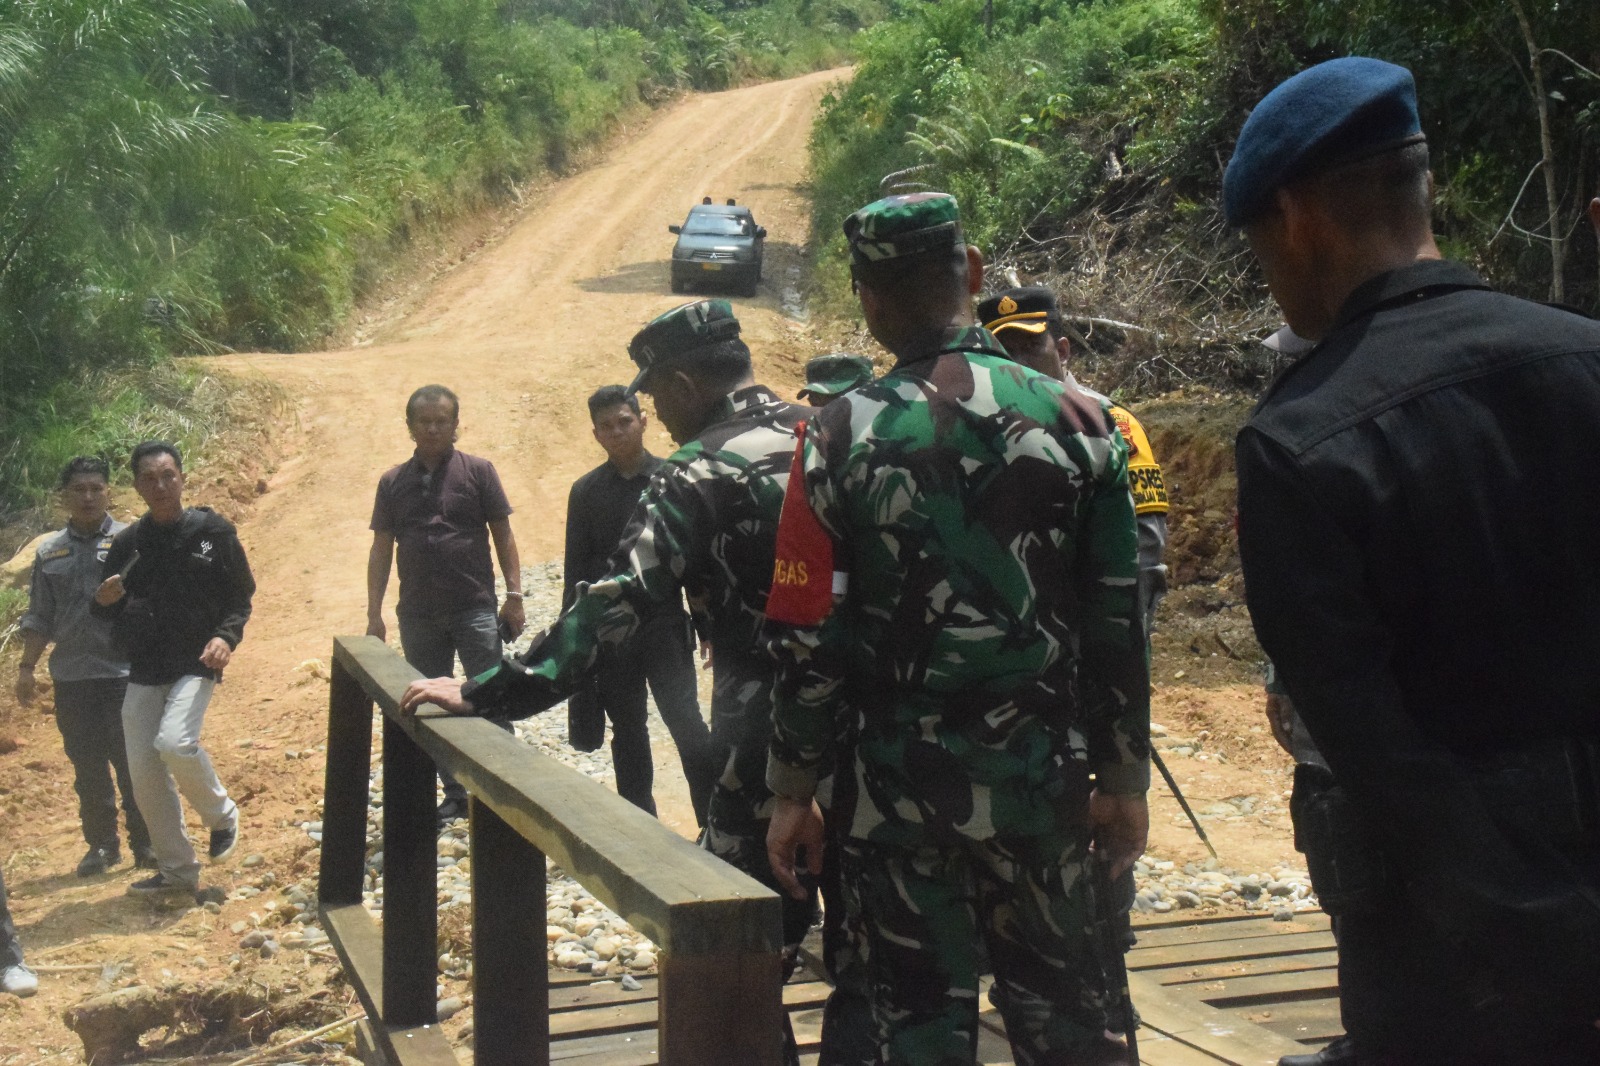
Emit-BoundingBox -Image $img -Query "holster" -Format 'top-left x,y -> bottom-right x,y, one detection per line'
1291,763 -> 1392,915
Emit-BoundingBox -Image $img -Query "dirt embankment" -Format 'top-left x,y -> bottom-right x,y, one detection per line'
0,67 -> 1286,1062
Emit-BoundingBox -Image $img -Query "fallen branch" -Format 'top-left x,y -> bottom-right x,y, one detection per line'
32,963 -> 107,973
224,1011 -> 366,1066
1065,314 -> 1163,339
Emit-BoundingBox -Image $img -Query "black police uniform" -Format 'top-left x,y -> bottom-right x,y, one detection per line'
563,453 -> 713,823
1237,259 -> 1600,1063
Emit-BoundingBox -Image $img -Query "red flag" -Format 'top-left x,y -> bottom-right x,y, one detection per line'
765,423 -> 835,627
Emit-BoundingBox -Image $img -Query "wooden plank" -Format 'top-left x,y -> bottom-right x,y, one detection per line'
550,1001 -> 658,1039
1128,930 -> 1336,971
1130,912 -> 1330,950
333,636 -> 782,961
322,902 -> 387,1023
1186,968 -> 1339,1009
550,980 -> 660,1013
384,712 -> 441,1029
370,1022 -> 459,1066
1125,971 -> 1311,1066
549,969 -> 609,989
1235,998 -> 1344,1045
322,656 -> 374,907
472,796 -> 549,1065
548,1030 -> 659,1064
658,951 -> 784,1065
1129,1031 -> 1239,1066
548,977 -> 830,1016
1154,950 -> 1340,986
545,993 -> 831,1066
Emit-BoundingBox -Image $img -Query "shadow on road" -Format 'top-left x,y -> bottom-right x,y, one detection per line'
575,261 -> 667,296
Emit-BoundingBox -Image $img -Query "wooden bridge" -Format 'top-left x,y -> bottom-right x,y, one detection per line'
534,910 -> 1341,1064
320,635 -> 1341,1065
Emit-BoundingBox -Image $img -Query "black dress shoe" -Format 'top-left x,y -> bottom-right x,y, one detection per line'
1280,1035 -> 1361,1066
76,845 -> 120,877
436,796 -> 469,825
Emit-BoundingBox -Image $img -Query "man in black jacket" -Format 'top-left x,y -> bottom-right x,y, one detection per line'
563,385 -> 712,823
1227,58 -> 1600,1065
94,441 -> 255,896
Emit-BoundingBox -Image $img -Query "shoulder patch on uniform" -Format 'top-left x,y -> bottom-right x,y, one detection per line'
38,546 -> 71,561
1111,408 -> 1138,457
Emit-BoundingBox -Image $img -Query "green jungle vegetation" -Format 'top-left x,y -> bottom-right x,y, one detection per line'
808,0 -> 1600,392
0,0 -> 875,516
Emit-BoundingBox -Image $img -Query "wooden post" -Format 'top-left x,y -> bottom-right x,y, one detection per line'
383,712 -> 438,1029
470,797 -> 549,1065
321,655 -> 374,907
658,950 -> 785,1065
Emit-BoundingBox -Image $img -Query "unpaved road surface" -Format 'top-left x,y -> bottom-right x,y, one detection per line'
0,66 -> 1298,1061
0,68 -> 846,1061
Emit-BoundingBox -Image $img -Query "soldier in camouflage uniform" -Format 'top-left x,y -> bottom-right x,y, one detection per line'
400,299 -> 817,1060
764,193 -> 1151,1066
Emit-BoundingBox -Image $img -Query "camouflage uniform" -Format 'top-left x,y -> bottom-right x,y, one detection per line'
766,194 -> 1150,1066
462,312 -> 815,948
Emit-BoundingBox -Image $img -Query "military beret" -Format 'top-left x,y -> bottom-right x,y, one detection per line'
626,299 -> 742,395
977,286 -> 1061,336
798,353 -> 874,399
843,192 -> 964,265
1222,56 -> 1424,228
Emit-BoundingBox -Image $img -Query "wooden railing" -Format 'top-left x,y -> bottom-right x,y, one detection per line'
318,636 -> 784,1066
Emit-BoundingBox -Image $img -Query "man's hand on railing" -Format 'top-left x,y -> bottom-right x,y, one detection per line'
766,795 -> 825,901
400,677 -> 477,717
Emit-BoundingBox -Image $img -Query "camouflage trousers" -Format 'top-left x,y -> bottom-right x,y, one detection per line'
840,828 -> 1110,1066
819,806 -> 877,1066
701,718 -> 817,946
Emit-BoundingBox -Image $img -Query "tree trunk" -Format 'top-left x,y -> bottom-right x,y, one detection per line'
1509,0 -> 1564,301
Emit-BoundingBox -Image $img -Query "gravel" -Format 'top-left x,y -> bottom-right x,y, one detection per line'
290,560 -> 1321,999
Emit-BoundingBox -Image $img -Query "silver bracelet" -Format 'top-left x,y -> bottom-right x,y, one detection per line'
503,592 -> 523,600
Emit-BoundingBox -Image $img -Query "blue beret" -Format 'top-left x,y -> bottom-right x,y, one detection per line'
1223,57 -> 1424,227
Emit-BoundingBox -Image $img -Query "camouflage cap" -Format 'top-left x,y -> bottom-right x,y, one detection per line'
797,353 -> 874,399
626,299 -> 742,395
977,285 -> 1060,336
843,192 -> 963,265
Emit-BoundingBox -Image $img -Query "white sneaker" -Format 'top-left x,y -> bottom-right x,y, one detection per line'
1,962 -> 37,997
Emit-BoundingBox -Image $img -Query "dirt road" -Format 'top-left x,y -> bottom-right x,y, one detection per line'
0,66 -> 1301,1061
0,68 -> 846,1060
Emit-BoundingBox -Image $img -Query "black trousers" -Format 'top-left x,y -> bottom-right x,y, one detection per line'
54,677 -> 150,854
0,865 -> 20,968
585,616 -> 713,823
1295,771 -> 1600,1065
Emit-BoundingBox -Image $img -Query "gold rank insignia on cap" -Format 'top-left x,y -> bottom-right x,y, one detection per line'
998,296 -> 1018,316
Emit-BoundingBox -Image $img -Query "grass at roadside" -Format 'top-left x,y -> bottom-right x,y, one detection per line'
0,361 -> 289,538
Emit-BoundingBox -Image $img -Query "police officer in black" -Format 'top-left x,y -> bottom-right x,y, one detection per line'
1227,58 -> 1600,1065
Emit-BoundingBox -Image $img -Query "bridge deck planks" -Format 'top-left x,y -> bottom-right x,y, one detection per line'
510,911 -> 1342,1065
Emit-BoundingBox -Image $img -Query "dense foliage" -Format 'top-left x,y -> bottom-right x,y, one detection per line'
808,0 -> 1600,389
0,0 -> 872,513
